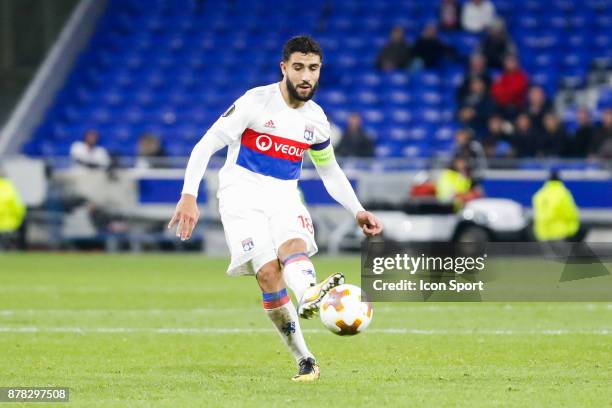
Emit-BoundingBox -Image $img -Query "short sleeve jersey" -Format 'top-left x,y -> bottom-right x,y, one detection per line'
207,83 -> 331,193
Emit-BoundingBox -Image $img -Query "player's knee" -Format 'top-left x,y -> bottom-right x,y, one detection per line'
256,260 -> 283,290
279,238 -> 307,259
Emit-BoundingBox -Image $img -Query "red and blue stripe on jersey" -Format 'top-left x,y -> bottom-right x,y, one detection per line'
237,128 -> 329,180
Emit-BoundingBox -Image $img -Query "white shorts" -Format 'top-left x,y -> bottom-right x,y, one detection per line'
219,189 -> 318,276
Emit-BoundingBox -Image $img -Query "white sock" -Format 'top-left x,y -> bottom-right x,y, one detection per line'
262,288 -> 313,362
281,252 -> 317,302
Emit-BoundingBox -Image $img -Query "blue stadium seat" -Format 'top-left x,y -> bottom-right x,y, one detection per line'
28,0 -> 612,159
402,143 -> 431,158
381,90 -> 413,107
375,141 -> 406,158
434,126 -> 457,146
443,66 -> 465,88
362,109 -> 386,126
597,87 -> 612,109
389,109 -> 412,126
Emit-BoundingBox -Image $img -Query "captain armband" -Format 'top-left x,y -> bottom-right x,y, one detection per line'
308,140 -> 335,166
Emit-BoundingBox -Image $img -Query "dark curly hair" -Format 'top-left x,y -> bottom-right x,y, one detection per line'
282,35 -> 323,62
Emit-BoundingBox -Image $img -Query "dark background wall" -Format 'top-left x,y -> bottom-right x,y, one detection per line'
0,0 -> 78,126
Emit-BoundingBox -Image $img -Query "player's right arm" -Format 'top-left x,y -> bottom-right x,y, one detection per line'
168,132 -> 225,241
168,94 -> 252,240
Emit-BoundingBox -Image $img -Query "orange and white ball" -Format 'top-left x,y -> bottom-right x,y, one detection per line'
320,284 -> 373,336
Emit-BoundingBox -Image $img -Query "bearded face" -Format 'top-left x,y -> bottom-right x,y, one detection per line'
281,52 -> 321,103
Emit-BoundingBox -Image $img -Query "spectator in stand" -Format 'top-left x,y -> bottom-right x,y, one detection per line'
526,86 -> 553,133
135,133 -> 166,169
461,0 -> 496,33
439,0 -> 461,31
511,113 -> 537,157
565,108 -> 595,157
588,108 -> 612,159
539,113 -> 567,157
411,23 -> 459,69
69,129 -> 110,169
482,114 -> 512,158
491,54 -> 529,118
375,26 -> 411,71
457,77 -> 495,137
451,128 -> 487,177
335,113 -> 374,157
479,18 -> 516,69
456,53 -> 491,104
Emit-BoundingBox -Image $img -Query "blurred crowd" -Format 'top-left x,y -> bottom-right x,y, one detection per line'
52,0 -> 612,169
5,0 -> 608,250
455,53 -> 612,161
334,0 -> 612,166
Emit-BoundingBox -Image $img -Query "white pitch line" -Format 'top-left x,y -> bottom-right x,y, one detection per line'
0,327 -> 609,335
0,304 -> 611,315
0,308 -> 253,315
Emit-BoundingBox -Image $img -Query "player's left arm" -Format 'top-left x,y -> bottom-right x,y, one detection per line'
309,140 -> 382,236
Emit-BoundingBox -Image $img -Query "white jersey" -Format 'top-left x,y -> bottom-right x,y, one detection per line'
181,82 -> 365,275
209,82 -> 331,198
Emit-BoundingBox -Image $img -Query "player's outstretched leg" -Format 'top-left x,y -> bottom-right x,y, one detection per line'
256,260 -> 319,381
279,239 -> 345,320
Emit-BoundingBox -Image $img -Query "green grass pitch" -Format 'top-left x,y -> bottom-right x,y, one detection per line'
0,254 -> 610,407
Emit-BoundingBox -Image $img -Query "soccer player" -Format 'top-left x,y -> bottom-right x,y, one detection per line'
168,36 -> 382,381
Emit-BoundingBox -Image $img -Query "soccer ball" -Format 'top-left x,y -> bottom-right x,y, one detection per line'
320,284 -> 373,336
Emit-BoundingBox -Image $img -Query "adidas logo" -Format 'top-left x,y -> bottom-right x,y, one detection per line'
264,119 -> 275,129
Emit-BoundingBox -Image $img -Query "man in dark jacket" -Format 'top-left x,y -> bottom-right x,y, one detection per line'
482,114 -> 512,158
588,108 -> 612,159
538,113 -> 567,157
526,86 -> 553,134
335,113 -> 374,157
511,113 -> 538,157
375,26 -> 411,71
479,18 -> 515,70
565,108 -> 594,157
456,53 -> 492,104
458,77 -> 495,137
411,23 -> 458,69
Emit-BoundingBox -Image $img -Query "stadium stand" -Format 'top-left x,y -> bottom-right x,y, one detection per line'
23,0 -> 612,162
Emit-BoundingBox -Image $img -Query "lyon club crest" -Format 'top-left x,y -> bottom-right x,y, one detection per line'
241,237 -> 254,252
303,125 -> 314,142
